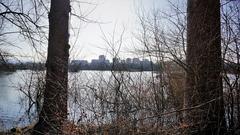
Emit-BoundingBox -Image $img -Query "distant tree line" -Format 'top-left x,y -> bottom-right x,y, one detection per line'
1,60 -> 238,73
69,58 -> 159,72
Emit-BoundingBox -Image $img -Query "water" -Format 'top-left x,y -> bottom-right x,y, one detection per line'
0,71 -> 26,130
1,70 -> 236,131
0,70 -> 155,130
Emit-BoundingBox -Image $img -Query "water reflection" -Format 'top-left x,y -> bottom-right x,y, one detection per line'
0,71 -> 26,130
0,70 -> 154,131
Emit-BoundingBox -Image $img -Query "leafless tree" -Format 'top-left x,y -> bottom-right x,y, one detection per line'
185,0 -> 226,134
31,0 -> 70,134
221,0 -> 240,134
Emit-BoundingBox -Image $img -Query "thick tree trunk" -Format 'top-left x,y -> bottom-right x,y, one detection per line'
32,0 -> 70,134
185,0 -> 225,134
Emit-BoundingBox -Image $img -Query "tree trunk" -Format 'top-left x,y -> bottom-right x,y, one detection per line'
185,0 -> 225,134
32,0 -> 70,134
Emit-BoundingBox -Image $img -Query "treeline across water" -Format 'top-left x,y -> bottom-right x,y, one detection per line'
0,60 -> 239,74
0,61 -> 161,72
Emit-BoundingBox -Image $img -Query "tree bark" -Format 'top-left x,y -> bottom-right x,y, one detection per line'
32,0 -> 70,134
185,0 -> 226,134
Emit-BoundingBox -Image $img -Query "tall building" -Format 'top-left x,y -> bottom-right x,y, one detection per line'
99,55 -> 106,62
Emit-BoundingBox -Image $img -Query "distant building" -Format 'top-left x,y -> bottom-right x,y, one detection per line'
142,59 -> 150,65
71,60 -> 88,66
70,60 -> 89,71
126,58 -> 132,64
142,59 -> 151,70
91,59 -> 99,65
70,60 -> 80,65
69,55 -> 155,71
133,58 -> 140,64
99,55 -> 106,62
105,60 -> 110,65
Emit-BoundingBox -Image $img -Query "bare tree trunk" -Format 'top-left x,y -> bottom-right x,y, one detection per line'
32,0 -> 70,134
185,0 -> 226,134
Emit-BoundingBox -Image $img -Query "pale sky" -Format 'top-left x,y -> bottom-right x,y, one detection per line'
69,0 -> 170,61
6,0 -> 175,62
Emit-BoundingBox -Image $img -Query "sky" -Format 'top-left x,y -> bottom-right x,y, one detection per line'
69,0 -> 170,61
4,0 -> 173,62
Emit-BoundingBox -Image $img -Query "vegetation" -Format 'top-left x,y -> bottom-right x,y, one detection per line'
0,0 -> 239,135
185,0 -> 225,134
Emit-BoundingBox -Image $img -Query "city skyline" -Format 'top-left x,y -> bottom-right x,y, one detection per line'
69,55 -> 155,71
71,55 -> 152,64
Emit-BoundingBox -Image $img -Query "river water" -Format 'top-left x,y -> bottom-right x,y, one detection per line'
0,71 -> 26,130
0,70 -> 155,130
0,70 -> 237,131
